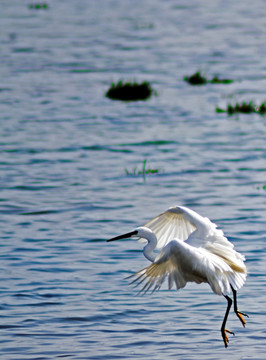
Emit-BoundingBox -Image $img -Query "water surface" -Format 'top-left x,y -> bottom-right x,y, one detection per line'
0,1 -> 266,359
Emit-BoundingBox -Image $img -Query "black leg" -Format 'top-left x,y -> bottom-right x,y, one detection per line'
231,286 -> 249,327
221,295 -> 234,348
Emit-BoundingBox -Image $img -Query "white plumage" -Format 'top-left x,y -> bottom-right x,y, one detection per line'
138,205 -> 247,295
107,205 -> 248,347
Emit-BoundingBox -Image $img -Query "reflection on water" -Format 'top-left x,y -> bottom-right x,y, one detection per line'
0,1 -> 266,359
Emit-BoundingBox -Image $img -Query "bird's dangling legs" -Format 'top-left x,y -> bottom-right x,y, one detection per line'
231,286 -> 249,327
221,295 -> 234,348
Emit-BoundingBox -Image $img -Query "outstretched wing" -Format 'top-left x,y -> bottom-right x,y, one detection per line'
128,241 -> 189,294
143,206 -> 196,249
143,205 -> 216,249
129,238 -> 247,296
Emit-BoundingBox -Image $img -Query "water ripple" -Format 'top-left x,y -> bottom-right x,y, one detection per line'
1,1 -> 266,359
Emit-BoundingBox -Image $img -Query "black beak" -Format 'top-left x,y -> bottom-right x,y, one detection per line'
107,230 -> 138,242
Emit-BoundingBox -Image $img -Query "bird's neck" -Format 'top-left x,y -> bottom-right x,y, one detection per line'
143,232 -> 157,262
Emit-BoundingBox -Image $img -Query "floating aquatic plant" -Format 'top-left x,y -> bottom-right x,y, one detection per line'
106,81 -> 156,101
125,159 -> 160,179
256,102 -> 266,114
184,71 -> 207,85
256,184 -> 266,191
209,76 -> 234,84
28,3 -> 49,9
184,71 -> 233,85
216,101 -> 266,115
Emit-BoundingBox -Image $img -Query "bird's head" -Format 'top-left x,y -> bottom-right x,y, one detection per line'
107,226 -> 157,262
107,226 -> 154,243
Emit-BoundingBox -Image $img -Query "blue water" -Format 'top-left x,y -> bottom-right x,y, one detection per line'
1,0 -> 266,359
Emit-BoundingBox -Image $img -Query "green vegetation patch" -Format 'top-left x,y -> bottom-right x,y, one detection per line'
216,101 -> 266,115
125,160 -> 160,179
209,76 -> 233,84
29,3 -> 49,9
184,71 -> 233,85
106,81 -> 156,101
256,184 -> 266,191
184,71 -> 207,85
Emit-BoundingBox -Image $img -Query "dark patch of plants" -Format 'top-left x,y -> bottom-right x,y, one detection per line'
184,71 -> 207,85
216,101 -> 266,115
28,3 -> 49,10
106,81 -> 156,101
209,76 -> 234,84
184,71 -> 233,85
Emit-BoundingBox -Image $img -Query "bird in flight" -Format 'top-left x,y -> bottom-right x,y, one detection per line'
107,205 -> 248,347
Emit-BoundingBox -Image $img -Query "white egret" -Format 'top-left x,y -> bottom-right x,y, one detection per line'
107,205 -> 248,347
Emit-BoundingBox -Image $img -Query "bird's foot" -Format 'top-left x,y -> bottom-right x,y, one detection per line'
236,310 -> 249,327
222,329 -> 235,348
